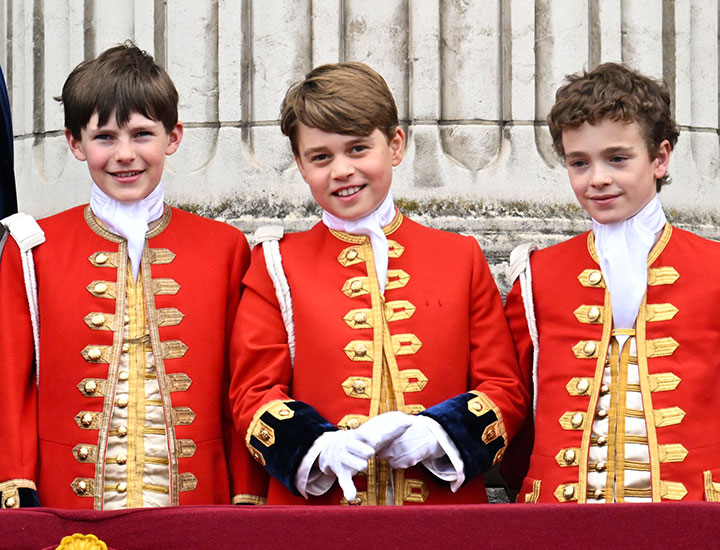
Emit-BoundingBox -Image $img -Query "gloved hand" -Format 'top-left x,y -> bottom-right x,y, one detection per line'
314,429 -> 376,502
375,414 -> 445,469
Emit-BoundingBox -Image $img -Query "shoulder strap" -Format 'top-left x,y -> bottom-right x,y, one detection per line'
509,242 -> 539,418
1,213 -> 45,385
253,225 -> 295,366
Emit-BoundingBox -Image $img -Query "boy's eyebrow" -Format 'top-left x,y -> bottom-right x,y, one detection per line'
565,145 -> 635,158
301,137 -> 369,157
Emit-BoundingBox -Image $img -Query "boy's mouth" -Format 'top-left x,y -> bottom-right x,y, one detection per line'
110,170 -> 144,181
334,185 -> 365,198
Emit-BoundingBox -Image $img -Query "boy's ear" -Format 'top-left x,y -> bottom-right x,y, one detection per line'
65,129 -> 87,161
389,127 -> 405,167
165,122 -> 184,156
653,139 -> 671,179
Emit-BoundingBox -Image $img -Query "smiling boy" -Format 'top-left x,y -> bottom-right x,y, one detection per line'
504,62 -> 720,503
0,43 -> 266,509
230,62 -> 527,505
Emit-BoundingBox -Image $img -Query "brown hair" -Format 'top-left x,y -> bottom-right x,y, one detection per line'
280,62 -> 399,156
58,41 -> 178,139
548,62 -> 679,190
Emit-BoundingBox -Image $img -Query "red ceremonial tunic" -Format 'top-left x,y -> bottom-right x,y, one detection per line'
0,205 -> 266,509
230,211 -> 527,505
505,225 -> 720,503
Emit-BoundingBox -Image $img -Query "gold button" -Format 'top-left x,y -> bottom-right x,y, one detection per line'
279,409 -> 290,417
575,378 -> 590,394
122,343 -> 130,353
350,280 -> 363,292
78,446 -> 90,460
88,347 -> 102,361
116,396 -> 128,408
117,482 -> 127,494
587,306 -> 601,322
563,449 -> 576,464
95,253 -> 108,264
486,428 -> 496,439
571,413 -> 583,428
354,344 -> 367,357
594,488 -> 603,499
348,497 -> 362,505
117,426 -> 127,437
597,436 -> 607,446
596,461 -> 606,472
346,249 -> 359,261
124,315 -> 130,325
347,419 -> 360,429
77,481 -> 87,494
588,271 -> 603,285
471,401 -> 483,412
596,409 -> 608,419
352,380 -> 366,394
252,449 -> 263,463
91,314 -> 105,327
583,341 -> 596,356
84,380 -> 97,394
93,282 -> 108,294
259,429 -> 271,442
81,413 -> 93,427
116,454 -> 127,465
118,370 -> 129,381
562,485 -> 575,500
354,312 -> 367,324
4,496 -> 16,508
600,384 -> 609,394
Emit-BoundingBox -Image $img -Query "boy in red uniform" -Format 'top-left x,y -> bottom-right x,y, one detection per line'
230,62 -> 527,505
505,63 -> 720,503
0,43 -> 265,509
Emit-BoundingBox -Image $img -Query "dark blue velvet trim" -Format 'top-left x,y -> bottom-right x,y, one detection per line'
420,393 -> 505,482
18,488 -> 40,507
248,400 -> 337,496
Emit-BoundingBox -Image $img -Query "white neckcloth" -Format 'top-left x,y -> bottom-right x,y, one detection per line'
322,191 -> 395,293
592,195 -> 666,329
90,183 -> 166,281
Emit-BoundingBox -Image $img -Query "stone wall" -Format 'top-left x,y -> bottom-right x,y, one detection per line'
3,0 -> 720,293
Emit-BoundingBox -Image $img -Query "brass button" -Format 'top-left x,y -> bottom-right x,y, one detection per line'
596,409 -> 608,419
594,488 -> 603,499
588,271 -> 603,285
485,428 -> 496,439
471,401 -> 483,412
348,497 -> 362,505
4,496 -> 16,508
117,482 -> 127,494
562,485 -> 575,500
587,306 -> 601,322
575,378 -> 590,394
346,249 -> 359,261
118,370 -> 129,381
350,280 -> 363,292
124,315 -> 130,325
88,347 -> 102,361
353,344 -> 367,357
347,419 -> 360,429
84,380 -> 97,394
279,409 -> 290,417
563,449 -> 576,464
259,429 -> 271,442
571,413 -> 583,428
93,282 -> 108,294
597,436 -> 607,446
117,426 -> 127,437
81,413 -> 93,427
116,454 -> 127,465
95,253 -> 108,265
91,314 -> 105,327
600,384 -> 610,394
77,481 -> 87,494
122,343 -> 130,353
596,461 -> 606,472
352,380 -> 366,394
583,341 -> 596,356
116,396 -> 128,408
354,312 -> 367,324
78,446 -> 90,460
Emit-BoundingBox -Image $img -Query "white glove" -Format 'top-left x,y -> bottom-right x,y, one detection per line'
375,414 -> 445,469
315,429 -> 376,502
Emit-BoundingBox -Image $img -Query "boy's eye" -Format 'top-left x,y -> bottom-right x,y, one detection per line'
609,155 -> 627,163
135,131 -> 153,138
350,144 -> 368,154
311,153 -> 329,163
568,159 -> 588,168
94,134 -> 113,141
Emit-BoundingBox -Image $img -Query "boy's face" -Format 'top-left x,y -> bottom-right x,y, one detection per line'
562,119 -> 670,224
294,125 -> 405,221
66,111 -> 183,203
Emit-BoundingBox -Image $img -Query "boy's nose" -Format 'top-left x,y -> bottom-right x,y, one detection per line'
590,166 -> 612,186
331,159 -> 355,180
115,139 -> 136,162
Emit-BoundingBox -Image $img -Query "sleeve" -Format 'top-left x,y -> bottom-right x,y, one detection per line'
229,244 -> 337,496
419,237 -> 529,483
0,236 -> 39,507
499,277 -> 536,493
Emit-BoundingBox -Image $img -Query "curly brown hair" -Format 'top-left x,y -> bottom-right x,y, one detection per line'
548,62 -> 679,190
280,62 -> 399,156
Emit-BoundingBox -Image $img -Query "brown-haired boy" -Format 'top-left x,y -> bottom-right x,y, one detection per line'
0,43 -> 266,509
230,62 -> 527,505
505,62 -> 720,503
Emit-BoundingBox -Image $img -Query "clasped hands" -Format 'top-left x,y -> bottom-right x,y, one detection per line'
309,411 -> 446,502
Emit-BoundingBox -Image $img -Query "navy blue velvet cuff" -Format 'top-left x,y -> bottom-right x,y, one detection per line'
248,400 -> 337,496
420,392 -> 506,482
18,488 -> 39,507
